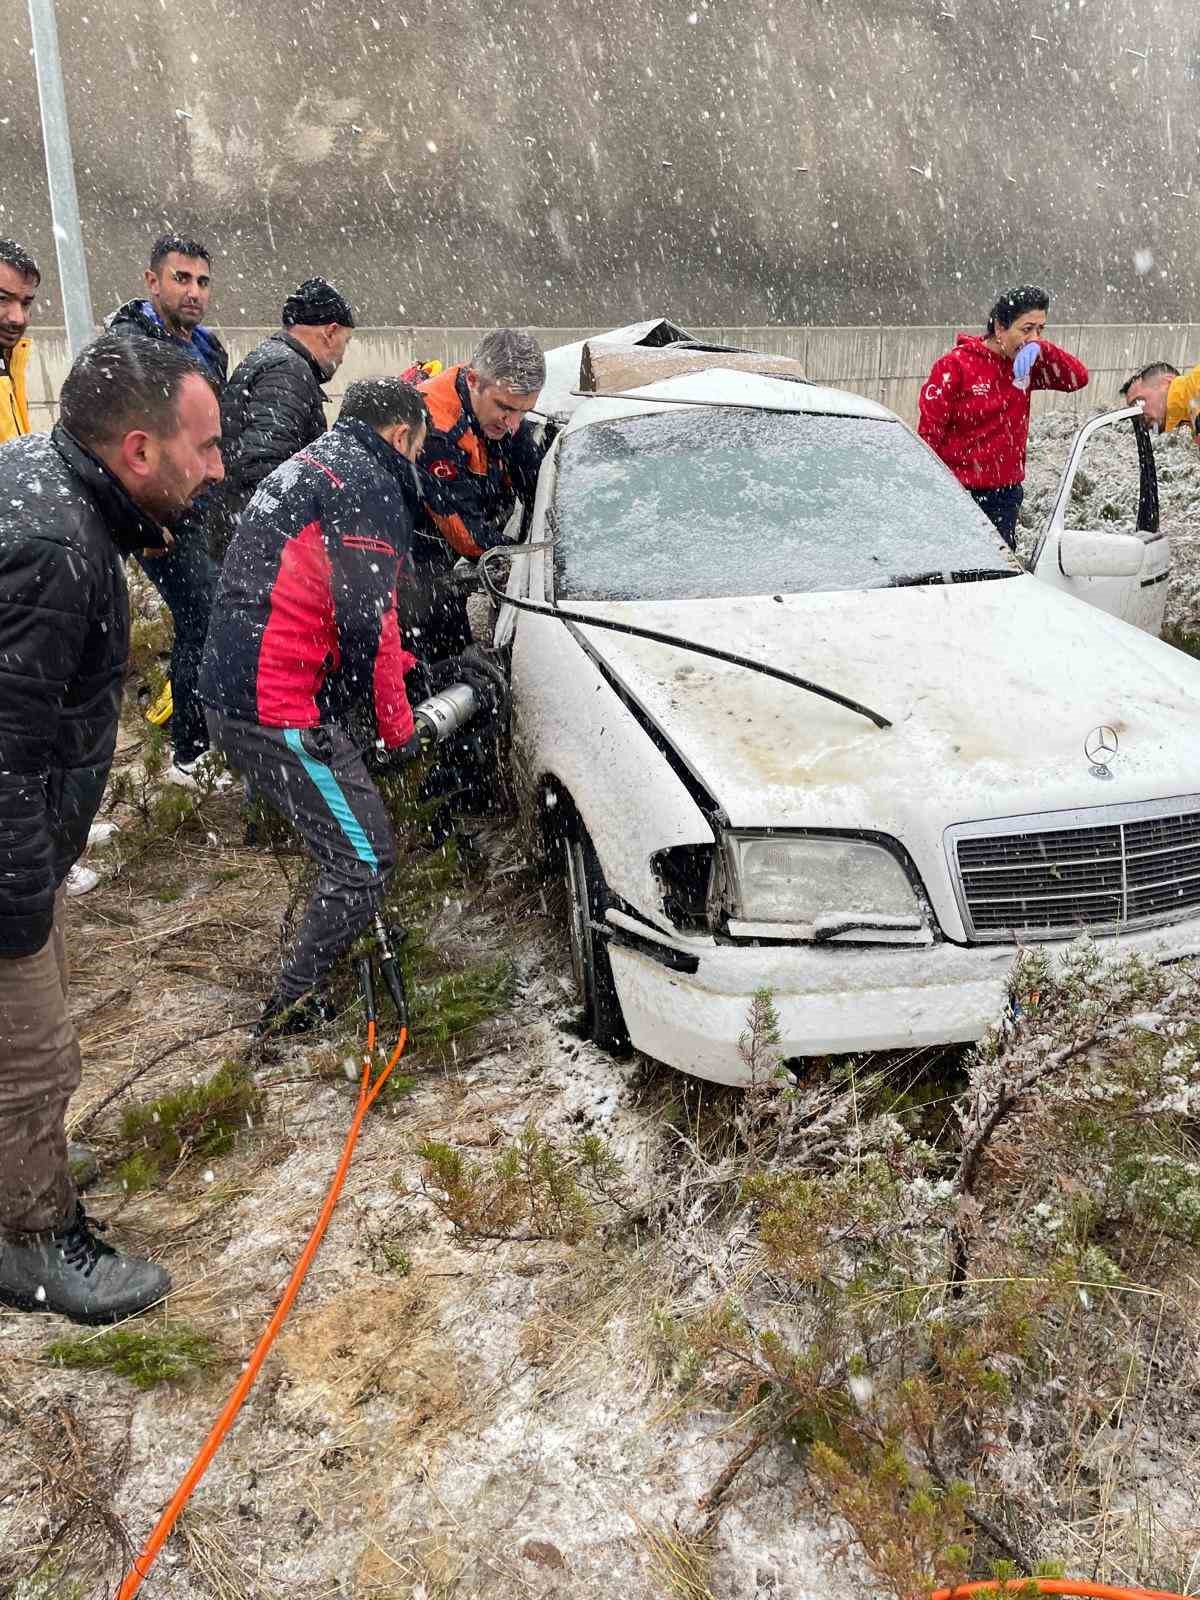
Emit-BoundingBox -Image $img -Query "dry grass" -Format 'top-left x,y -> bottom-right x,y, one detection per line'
632,1515 -> 716,1600
7,679 -> 714,1600
0,1389 -> 132,1597
355,1531 -> 469,1597
175,1506 -> 276,1600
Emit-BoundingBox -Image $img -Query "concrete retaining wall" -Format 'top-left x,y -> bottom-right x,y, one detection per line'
8,2 -> 1200,330
24,324 -> 1198,431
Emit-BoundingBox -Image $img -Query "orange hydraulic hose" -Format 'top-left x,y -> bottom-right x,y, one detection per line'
116,1018 -> 405,1600
932,1582 -> 1192,1600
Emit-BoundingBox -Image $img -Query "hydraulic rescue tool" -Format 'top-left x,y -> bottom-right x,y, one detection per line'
411,682 -> 481,747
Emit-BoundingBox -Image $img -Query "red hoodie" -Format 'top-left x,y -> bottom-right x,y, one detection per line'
917,334 -> 1089,490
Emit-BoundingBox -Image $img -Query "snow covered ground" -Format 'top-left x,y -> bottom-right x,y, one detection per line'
0,777 -> 857,1600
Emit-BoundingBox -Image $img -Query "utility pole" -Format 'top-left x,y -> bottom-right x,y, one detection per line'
28,0 -> 94,357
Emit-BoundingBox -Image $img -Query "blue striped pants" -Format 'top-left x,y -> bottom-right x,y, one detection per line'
206,711 -> 396,1002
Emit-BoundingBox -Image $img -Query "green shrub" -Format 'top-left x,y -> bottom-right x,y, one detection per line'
1163,621 -> 1200,661
416,1122 -> 626,1244
116,1061 -> 263,1191
411,958 -> 516,1060
654,954 -> 1200,1594
46,1325 -> 218,1389
127,610 -> 173,680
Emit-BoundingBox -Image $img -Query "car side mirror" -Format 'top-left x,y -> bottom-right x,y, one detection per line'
1057,530 -> 1144,579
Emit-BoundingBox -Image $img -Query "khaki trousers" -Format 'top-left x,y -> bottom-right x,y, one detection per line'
0,888 -> 81,1235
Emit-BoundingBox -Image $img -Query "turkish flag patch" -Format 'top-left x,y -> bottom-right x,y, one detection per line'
430,460 -> 458,481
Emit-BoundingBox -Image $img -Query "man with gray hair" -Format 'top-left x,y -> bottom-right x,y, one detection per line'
409,327 -> 547,660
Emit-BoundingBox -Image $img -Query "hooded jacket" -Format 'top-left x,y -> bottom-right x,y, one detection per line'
209,331 -> 332,556
0,426 -> 164,957
918,334 -> 1089,490
0,338 -> 32,444
199,419 -> 418,748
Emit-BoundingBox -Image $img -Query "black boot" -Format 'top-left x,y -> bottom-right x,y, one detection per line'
256,987 -> 337,1040
0,1203 -> 170,1325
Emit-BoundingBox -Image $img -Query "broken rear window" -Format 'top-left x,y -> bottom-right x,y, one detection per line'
552,408 -> 1013,601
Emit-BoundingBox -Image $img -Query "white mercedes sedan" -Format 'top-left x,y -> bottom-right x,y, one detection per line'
490,368 -> 1200,1085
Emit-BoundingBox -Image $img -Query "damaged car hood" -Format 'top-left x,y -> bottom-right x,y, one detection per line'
567,576 -> 1200,833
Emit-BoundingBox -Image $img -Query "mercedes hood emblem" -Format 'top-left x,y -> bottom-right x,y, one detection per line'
1085,724 -> 1120,780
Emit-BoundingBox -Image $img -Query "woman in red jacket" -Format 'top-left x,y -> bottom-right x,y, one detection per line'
918,285 -> 1089,549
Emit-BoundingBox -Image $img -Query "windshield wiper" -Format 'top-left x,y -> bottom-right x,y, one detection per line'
887,567 -> 1019,588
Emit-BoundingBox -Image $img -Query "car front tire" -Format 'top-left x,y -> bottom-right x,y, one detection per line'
561,820 -> 632,1056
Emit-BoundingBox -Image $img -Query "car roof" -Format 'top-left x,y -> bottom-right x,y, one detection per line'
561,366 -> 899,438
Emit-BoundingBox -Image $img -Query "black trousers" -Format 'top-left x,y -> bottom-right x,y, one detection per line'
969,483 -> 1024,551
135,526 -> 218,764
206,711 -> 396,1001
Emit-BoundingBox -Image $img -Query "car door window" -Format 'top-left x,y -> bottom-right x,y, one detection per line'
1062,421 -> 1143,535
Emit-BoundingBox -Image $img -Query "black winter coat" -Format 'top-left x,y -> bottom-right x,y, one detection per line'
107,300 -> 229,554
107,299 -> 229,386
0,427 -> 164,957
209,332 -> 330,557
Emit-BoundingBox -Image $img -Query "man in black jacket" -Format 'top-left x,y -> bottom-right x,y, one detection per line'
209,277 -> 355,562
110,233 -> 231,789
0,332 -> 223,1324
108,233 -> 229,384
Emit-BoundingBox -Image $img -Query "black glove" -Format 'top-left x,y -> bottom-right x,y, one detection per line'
452,645 -> 510,722
364,727 -> 427,776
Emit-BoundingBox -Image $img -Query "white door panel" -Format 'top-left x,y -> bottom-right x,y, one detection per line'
1031,405 -> 1167,635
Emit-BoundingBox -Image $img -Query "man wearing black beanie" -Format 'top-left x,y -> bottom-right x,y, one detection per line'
209,277 -> 356,559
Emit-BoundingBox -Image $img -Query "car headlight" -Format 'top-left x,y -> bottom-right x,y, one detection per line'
723,833 -> 930,943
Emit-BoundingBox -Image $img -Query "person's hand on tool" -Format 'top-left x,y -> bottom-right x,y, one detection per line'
1012,341 -> 1041,391
414,656 -> 470,699
364,727 -> 426,776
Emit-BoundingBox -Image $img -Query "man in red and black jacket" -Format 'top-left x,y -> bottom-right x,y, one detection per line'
409,328 -> 548,659
200,379 -> 430,1035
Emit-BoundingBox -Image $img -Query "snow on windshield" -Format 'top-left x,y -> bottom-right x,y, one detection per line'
553,408 -> 1013,602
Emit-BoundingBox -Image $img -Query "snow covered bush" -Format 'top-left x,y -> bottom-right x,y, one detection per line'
658,944 -> 1200,1596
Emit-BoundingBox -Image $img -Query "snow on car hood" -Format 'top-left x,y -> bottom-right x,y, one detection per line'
568,576 -> 1200,835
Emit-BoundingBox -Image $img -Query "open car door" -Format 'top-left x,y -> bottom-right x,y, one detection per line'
1030,404 -> 1168,634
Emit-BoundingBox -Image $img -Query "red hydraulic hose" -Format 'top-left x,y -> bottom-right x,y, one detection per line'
932,1582 -> 1193,1600
116,1018 -> 406,1599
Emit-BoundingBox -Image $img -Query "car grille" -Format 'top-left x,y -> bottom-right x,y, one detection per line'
947,799 -> 1200,941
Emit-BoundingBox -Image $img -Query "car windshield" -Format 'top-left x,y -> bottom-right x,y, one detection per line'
552,407 -> 1017,601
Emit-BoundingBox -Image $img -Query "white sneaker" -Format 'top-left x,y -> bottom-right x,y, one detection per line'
165,752 -> 233,792
87,821 -> 120,848
65,862 -> 101,897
